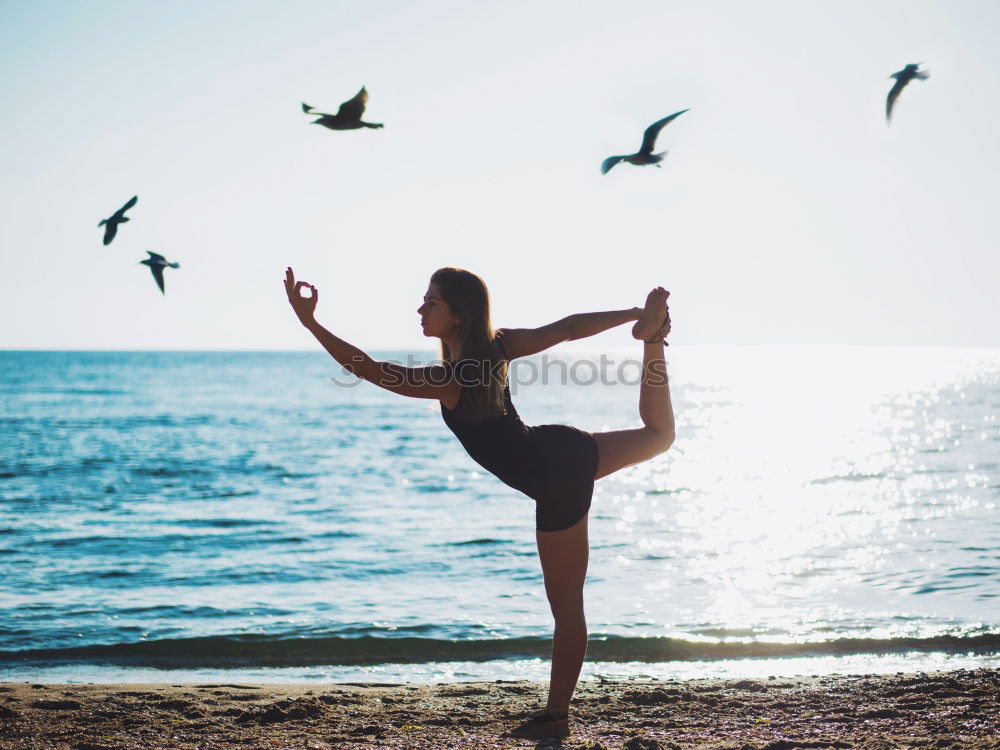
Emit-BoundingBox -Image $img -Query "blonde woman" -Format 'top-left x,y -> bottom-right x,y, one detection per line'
285,266 -> 674,739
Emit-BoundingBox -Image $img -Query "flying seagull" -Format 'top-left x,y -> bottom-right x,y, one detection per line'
302,87 -> 383,130
140,251 -> 180,295
98,195 -> 138,245
886,63 -> 929,124
601,109 -> 689,175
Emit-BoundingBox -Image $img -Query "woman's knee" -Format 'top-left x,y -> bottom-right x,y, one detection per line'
545,584 -> 584,617
548,600 -> 586,623
654,427 -> 675,454
640,425 -> 674,456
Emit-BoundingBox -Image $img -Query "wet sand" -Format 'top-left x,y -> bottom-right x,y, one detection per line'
1,669 -> 997,749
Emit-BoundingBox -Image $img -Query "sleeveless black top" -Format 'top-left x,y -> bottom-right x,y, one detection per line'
439,335 -> 547,500
438,332 -> 600,532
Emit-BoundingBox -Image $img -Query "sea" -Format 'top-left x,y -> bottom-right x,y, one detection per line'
1,347 -> 997,684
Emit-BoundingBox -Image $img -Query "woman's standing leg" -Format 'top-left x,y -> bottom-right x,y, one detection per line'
536,512 -> 590,713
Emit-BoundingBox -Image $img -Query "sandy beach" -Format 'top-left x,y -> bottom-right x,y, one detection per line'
1,669 -> 997,749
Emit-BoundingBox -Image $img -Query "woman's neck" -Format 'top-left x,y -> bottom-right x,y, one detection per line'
443,337 -> 463,362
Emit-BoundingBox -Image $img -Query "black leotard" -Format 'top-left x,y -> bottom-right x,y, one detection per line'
439,332 -> 599,532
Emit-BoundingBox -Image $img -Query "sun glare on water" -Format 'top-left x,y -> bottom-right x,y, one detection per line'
592,346 -> 999,641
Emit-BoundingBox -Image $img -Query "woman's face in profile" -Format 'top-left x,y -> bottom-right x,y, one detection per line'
417,282 -> 459,338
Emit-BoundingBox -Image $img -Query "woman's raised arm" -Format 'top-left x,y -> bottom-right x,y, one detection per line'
284,267 -> 457,403
284,267 -> 379,382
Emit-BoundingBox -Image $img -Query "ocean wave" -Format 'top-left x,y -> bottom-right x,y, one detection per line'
809,472 -> 885,485
2,632 -> 997,669
29,388 -> 129,396
444,538 -> 508,547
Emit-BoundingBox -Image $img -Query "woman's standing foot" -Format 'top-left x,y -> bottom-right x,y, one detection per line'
508,710 -> 570,739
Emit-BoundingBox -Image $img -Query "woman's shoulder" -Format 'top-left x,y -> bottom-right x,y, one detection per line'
492,329 -> 509,359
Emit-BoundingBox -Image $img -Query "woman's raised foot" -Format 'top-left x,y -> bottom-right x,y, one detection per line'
632,287 -> 670,342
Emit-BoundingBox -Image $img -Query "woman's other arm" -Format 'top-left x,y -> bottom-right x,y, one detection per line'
568,307 -> 641,340
500,307 -> 641,360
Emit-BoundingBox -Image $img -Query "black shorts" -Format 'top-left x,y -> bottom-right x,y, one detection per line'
528,424 -> 600,533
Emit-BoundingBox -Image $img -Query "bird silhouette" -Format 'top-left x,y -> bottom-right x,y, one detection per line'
886,63 -> 929,124
302,87 -> 383,130
601,109 -> 688,175
140,251 -> 179,294
98,195 -> 138,245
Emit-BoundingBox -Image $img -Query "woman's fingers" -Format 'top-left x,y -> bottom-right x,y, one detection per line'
287,280 -> 317,300
283,270 -> 318,314
655,310 -> 671,338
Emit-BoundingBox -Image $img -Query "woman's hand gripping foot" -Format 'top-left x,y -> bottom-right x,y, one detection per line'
632,287 -> 671,344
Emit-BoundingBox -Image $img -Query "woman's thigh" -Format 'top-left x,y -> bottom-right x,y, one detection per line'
535,513 -> 589,615
591,427 -> 670,481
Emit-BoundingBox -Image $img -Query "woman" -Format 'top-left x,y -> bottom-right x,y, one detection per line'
284,266 -> 675,739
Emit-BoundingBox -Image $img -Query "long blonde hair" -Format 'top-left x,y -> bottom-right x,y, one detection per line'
431,267 -> 508,421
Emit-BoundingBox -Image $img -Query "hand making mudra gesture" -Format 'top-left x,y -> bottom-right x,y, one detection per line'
284,267 -> 318,326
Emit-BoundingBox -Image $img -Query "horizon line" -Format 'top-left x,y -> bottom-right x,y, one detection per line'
2,344 -> 1000,353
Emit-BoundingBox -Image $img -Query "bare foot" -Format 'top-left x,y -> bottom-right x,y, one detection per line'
508,711 -> 569,739
632,287 -> 670,342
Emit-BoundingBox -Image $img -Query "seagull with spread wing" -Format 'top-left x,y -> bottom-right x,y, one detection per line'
302,86 -> 384,130
601,109 -> 688,175
139,251 -> 180,295
98,195 -> 138,245
886,63 -> 929,124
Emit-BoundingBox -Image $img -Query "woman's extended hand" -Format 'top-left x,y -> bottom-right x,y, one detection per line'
284,267 -> 318,326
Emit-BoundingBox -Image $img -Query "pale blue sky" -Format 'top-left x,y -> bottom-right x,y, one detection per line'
1,0 -> 997,349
